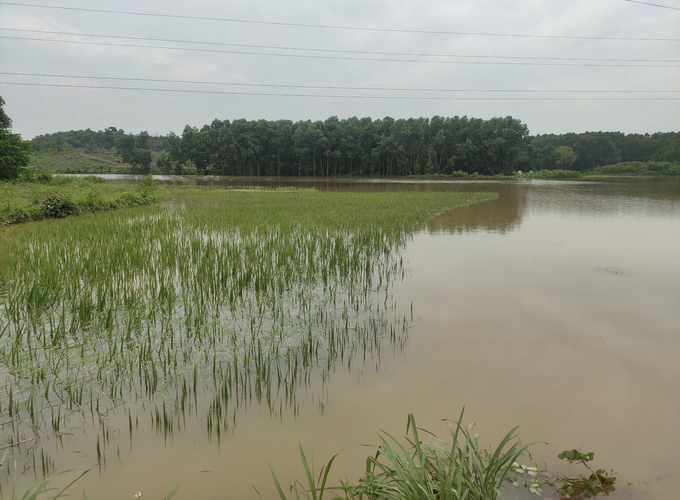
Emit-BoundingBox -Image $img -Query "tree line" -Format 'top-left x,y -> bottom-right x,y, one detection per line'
533,131 -> 680,171
28,115 -> 680,176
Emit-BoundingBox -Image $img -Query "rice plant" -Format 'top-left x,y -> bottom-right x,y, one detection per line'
0,187 -> 495,487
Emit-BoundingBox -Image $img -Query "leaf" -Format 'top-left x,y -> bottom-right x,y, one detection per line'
164,483 -> 182,500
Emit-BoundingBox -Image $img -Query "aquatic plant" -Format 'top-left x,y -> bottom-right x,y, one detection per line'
556,449 -> 616,498
270,410 -> 533,500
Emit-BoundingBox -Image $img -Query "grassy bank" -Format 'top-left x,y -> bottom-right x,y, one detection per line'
28,151 -> 133,174
0,175 -> 161,225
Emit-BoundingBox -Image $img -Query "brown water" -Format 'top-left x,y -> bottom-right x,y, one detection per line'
12,177 -> 680,499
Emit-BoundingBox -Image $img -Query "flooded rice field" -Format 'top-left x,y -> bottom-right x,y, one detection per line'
1,177 -> 679,499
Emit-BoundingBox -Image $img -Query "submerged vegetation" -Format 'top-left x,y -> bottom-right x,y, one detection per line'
0,188 -> 495,488
0,174 -> 160,225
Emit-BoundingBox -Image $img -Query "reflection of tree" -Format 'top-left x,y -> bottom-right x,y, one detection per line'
525,178 -> 680,217
114,176 -> 680,224
424,182 -> 526,235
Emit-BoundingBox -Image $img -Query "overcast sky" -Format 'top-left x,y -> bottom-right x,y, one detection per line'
1,0 -> 678,138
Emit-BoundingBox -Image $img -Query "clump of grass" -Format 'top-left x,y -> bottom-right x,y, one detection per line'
518,170 -> 583,179
0,175 -> 161,225
270,410 -> 533,500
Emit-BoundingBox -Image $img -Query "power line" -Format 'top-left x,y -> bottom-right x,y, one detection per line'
3,72 -> 678,94
1,2 -> 679,42
623,0 -> 680,11
3,36 -> 678,68
2,28 -> 679,63
2,81 -> 680,100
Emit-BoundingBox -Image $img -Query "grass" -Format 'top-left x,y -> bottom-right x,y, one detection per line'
28,152 -> 132,175
0,175 -> 161,225
0,187 -> 496,487
270,410 -> 533,500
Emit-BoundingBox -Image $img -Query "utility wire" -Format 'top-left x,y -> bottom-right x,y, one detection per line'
623,0 -> 680,11
3,72 -> 678,94
2,81 -> 679,100
2,36 -> 678,67
2,28 -> 678,63
1,2 -> 679,42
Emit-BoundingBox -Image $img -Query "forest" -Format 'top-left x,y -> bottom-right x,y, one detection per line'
29,115 -> 680,176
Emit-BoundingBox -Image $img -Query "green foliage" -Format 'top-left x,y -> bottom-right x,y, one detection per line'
0,176 -> 162,225
31,127 -> 124,153
115,132 -> 153,174
556,450 -> 616,498
532,131 -> 680,171
147,115 -> 531,177
591,161 -> 680,176
0,96 -> 31,181
0,96 -> 11,131
27,118 -> 679,177
518,170 -> 583,179
0,131 -> 32,180
554,146 -> 577,170
271,410 -> 534,500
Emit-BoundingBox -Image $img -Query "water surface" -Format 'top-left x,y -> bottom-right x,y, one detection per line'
9,177 -> 680,499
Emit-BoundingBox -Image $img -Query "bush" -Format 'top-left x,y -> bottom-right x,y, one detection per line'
40,194 -> 77,218
591,161 -> 680,176
519,170 -> 583,179
0,177 -> 163,225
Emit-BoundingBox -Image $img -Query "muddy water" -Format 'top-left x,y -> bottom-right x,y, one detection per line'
17,177 -> 680,499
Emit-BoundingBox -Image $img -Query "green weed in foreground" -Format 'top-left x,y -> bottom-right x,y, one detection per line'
271,411 -> 616,500
0,188 -> 495,485
271,411 -> 532,500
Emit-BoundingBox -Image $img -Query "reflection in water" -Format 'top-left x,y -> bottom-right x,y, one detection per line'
425,182 -> 526,234
85,174 -> 680,229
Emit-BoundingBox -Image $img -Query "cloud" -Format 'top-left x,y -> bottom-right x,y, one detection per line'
0,0 -> 678,137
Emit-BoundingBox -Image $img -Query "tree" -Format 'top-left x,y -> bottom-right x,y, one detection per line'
554,146 -> 577,170
0,96 -> 31,180
115,131 -> 153,174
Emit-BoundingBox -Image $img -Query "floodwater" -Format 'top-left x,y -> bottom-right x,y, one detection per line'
9,177 -> 680,499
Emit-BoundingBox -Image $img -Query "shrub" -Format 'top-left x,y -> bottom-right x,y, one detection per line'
40,194 -> 77,218
520,170 -> 583,179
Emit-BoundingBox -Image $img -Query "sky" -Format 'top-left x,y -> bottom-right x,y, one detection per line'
0,0 -> 679,139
